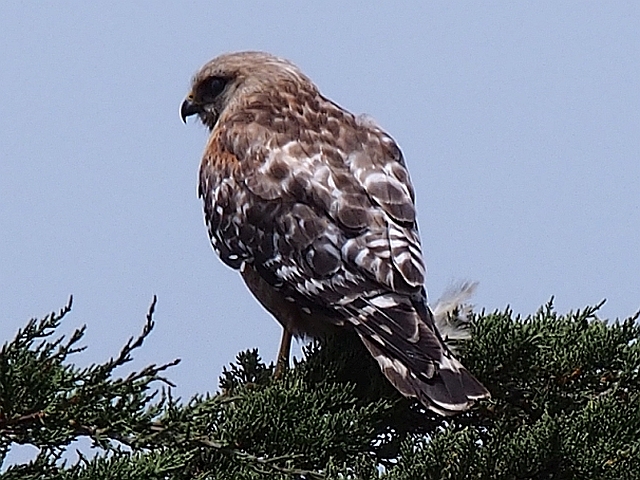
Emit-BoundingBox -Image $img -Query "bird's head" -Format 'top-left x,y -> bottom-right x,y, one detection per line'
180,51 -> 315,131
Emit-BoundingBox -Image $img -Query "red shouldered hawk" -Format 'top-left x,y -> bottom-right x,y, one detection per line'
181,51 -> 489,415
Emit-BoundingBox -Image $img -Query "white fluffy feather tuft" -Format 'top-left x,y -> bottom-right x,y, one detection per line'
431,281 -> 478,351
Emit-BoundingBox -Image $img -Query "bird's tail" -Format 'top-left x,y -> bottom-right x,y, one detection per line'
344,290 -> 489,415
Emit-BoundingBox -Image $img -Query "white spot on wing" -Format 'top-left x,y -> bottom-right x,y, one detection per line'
394,252 -> 412,264
374,353 -> 410,378
439,353 -> 463,373
367,238 -> 388,249
379,324 -> 393,335
354,249 -> 369,265
369,296 -> 398,309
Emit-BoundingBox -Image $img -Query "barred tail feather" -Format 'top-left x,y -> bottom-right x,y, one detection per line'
345,292 -> 489,415
360,332 -> 489,415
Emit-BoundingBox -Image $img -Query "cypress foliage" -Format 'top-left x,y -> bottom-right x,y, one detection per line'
1,297 -> 638,479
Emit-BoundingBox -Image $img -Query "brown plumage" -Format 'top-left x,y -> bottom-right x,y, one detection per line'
181,51 -> 489,415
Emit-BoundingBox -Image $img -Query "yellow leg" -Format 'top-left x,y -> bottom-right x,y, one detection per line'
274,328 -> 292,379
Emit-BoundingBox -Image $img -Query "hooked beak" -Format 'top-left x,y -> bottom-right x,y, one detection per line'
180,96 -> 201,123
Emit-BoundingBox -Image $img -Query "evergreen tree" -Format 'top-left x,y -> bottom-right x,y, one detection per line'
1,296 -> 638,479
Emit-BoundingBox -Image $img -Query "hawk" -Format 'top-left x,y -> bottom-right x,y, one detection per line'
181,51 -> 489,415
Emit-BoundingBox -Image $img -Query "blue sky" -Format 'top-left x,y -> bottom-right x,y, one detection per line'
1,2 -> 639,407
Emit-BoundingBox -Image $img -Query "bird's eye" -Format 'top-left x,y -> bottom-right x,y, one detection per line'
201,76 -> 227,101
